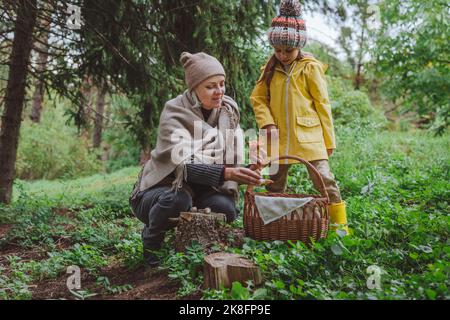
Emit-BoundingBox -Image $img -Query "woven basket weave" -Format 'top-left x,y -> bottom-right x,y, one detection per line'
244,156 -> 330,244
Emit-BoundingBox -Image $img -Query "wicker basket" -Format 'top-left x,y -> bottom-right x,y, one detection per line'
244,156 -> 330,244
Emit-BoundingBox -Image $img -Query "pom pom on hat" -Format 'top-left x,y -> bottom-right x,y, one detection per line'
179,52 -> 192,66
268,0 -> 307,49
280,0 -> 302,16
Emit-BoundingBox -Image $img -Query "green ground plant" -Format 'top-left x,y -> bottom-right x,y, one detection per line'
0,128 -> 448,300
16,104 -> 102,181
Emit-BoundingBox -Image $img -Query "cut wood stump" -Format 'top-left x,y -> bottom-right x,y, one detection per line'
203,252 -> 262,289
174,208 -> 226,252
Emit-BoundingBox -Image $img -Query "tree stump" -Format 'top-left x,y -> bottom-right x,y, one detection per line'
174,208 -> 226,252
203,252 -> 262,289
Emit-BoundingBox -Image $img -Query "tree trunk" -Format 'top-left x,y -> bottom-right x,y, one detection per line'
203,252 -> 263,289
174,209 -> 226,252
30,2 -> 51,123
354,21 -> 366,90
139,149 -> 151,165
138,97 -> 153,165
354,62 -> 363,90
0,0 -> 38,204
93,84 -> 107,149
79,75 -> 94,139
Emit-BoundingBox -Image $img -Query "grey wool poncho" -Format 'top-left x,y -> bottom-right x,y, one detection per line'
135,90 -> 244,200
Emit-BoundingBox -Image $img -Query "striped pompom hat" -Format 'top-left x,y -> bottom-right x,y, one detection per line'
268,0 -> 307,49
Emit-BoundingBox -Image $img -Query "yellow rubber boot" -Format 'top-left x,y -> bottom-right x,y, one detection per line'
328,201 -> 349,235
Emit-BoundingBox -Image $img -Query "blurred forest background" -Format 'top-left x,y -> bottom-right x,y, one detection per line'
0,0 -> 448,300
0,0 -> 448,203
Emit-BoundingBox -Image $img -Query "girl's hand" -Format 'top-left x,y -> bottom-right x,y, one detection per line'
248,161 -> 264,172
249,140 -> 268,171
327,149 -> 334,157
262,124 -> 278,136
261,124 -> 278,145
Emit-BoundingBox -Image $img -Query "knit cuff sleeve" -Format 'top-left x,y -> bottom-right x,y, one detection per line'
186,164 -> 225,187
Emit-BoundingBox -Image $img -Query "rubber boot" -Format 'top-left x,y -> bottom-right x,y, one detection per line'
328,201 -> 349,235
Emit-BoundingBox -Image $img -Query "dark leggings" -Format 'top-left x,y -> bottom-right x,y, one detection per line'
130,185 -> 238,250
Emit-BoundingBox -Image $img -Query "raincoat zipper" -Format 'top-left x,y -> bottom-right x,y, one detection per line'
283,62 -> 297,163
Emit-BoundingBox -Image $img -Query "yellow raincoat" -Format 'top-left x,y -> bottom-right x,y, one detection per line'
250,57 -> 336,162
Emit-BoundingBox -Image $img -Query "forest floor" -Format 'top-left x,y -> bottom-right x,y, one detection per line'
1,130 -> 449,300
0,213 -> 189,300
0,220 -> 199,300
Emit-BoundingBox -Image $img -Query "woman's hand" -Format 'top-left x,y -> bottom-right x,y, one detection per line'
224,167 -> 267,185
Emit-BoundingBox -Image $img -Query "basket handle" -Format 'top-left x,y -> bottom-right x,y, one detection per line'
246,155 -> 330,201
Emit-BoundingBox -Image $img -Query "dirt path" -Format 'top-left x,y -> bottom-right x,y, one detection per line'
0,211 -> 246,300
0,223 -> 201,300
30,264 -> 201,300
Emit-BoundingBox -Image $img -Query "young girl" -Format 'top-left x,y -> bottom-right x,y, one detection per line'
250,0 -> 348,233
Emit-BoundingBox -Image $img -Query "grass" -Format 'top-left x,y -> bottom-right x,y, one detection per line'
0,128 -> 448,300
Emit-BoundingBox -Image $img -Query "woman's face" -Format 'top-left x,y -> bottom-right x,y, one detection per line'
274,45 -> 299,66
194,75 -> 225,110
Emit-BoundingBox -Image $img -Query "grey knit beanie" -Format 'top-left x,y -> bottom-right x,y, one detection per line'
180,52 -> 226,91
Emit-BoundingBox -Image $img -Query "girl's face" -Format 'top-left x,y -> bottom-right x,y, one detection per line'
274,45 -> 299,66
194,75 -> 226,110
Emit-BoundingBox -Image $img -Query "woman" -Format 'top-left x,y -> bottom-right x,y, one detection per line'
129,52 -> 263,267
